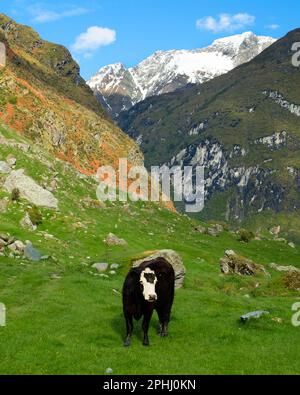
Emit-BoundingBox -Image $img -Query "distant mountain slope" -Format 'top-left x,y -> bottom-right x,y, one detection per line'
0,14 -> 143,173
118,29 -> 300,238
88,32 -> 275,119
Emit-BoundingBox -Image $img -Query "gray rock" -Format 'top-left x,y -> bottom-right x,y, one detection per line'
132,249 -> 186,289
225,250 -> 236,257
92,263 -> 109,272
105,368 -> 113,374
8,240 -> 25,253
4,169 -> 58,209
6,155 -> 16,167
269,262 -> 300,273
110,263 -> 119,270
288,242 -> 296,249
104,233 -> 127,247
20,212 -> 37,231
240,311 -> 269,322
23,242 -> 42,261
0,161 -> 11,174
220,253 -> 269,276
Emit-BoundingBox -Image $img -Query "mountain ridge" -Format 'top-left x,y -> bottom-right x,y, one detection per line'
118,28 -> 300,239
0,14 -> 143,174
88,31 -> 276,119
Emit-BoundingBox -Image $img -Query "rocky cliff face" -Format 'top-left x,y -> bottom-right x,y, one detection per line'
118,29 -> 300,233
88,32 -> 275,119
0,14 -> 143,174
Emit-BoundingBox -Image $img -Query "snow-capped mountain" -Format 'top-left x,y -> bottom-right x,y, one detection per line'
87,32 -> 276,119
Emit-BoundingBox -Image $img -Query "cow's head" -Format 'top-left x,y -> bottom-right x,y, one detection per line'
140,268 -> 157,302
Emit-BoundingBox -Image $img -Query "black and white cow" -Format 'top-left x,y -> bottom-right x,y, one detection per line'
122,257 -> 175,347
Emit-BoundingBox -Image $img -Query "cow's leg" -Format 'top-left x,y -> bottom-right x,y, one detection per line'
124,313 -> 133,347
142,311 -> 153,346
157,307 -> 171,337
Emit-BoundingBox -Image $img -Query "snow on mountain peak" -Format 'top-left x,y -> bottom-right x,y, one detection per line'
87,32 -> 276,118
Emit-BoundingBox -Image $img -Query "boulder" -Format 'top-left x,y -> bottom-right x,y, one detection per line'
240,311 -> 269,323
132,249 -> 186,289
4,169 -> 58,209
92,263 -> 109,272
220,252 -> 269,276
104,233 -> 127,247
0,161 -> 11,174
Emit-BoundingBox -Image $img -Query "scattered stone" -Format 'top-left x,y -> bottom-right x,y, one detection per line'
109,270 -> 116,275
0,161 -> 11,174
4,169 -> 58,209
269,263 -> 300,273
105,368 -> 113,374
50,273 -> 61,280
240,311 -> 270,322
6,155 -> 16,167
23,242 -> 42,261
104,233 -> 128,247
20,212 -> 37,231
92,263 -> 109,272
132,249 -> 186,289
269,226 -> 281,238
8,240 -> 25,254
194,224 -> 223,237
0,199 -> 9,212
288,242 -> 296,249
110,263 -> 119,270
221,253 -> 269,276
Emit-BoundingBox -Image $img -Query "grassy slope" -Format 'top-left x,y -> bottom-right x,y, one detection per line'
1,125 -> 300,374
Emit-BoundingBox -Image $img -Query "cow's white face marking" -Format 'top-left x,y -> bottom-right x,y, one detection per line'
140,268 -> 157,302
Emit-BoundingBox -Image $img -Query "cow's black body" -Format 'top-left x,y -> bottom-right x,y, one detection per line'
122,257 -> 175,346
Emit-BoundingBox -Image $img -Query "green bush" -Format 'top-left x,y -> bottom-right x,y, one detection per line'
237,229 -> 255,243
27,205 -> 43,226
11,188 -> 20,202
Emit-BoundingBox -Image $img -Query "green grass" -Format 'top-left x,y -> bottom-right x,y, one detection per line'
1,125 -> 300,374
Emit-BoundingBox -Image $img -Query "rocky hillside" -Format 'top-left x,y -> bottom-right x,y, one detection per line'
0,14 -> 143,174
119,29 -> 300,240
88,32 -> 275,119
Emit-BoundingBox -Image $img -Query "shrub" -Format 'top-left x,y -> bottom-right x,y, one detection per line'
27,205 -> 43,226
238,229 -> 255,243
11,188 -> 20,202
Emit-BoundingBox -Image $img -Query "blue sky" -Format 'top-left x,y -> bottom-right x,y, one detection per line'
1,0 -> 300,80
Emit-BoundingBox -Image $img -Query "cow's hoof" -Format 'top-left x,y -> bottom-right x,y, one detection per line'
159,332 -> 168,337
124,339 -> 131,347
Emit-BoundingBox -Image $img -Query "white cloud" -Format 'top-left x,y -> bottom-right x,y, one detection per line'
196,13 -> 255,33
71,26 -> 116,55
31,6 -> 89,23
266,24 -> 280,30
